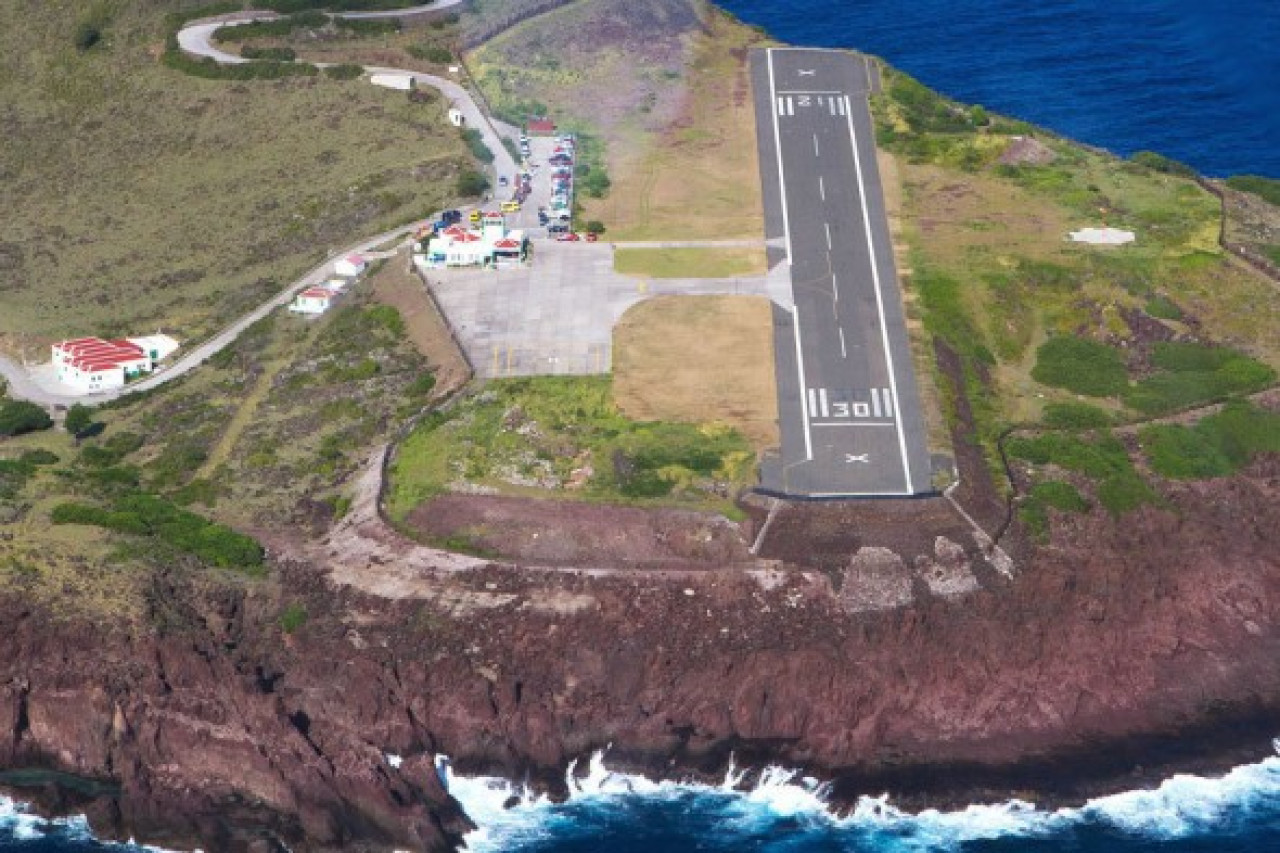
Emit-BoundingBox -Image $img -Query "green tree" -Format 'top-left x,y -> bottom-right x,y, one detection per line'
456,170 -> 489,197
584,220 -> 606,235
0,401 -> 53,437
65,404 -> 94,440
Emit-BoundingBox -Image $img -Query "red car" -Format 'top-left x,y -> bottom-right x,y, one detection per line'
556,232 -> 581,242
585,233 -> 599,242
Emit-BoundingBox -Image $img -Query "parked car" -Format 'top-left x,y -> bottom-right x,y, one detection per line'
548,224 -> 569,234
442,209 -> 462,225
585,233 -> 599,242
556,232 -> 581,242
498,175 -> 509,187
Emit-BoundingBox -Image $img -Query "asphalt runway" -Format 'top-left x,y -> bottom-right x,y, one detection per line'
751,47 -> 933,497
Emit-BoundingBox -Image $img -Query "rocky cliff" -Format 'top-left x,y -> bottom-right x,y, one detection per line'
1,456 -> 1278,850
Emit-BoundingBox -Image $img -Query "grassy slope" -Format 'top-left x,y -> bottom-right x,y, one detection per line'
466,0 -> 767,240
0,0 -> 468,352
872,68 -> 1279,514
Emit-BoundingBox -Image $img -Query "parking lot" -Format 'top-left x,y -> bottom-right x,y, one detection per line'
425,241 -> 790,378
492,132 -> 576,238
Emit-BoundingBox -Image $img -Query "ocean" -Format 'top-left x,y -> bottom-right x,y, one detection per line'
4,1 -> 1278,850
720,0 -> 1280,179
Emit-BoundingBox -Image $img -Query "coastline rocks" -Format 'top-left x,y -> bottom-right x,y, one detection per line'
0,458 -> 1278,849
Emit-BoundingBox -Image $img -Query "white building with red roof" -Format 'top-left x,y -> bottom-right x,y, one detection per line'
414,214 -> 526,270
334,254 -> 368,278
289,287 -> 336,315
52,338 -> 154,393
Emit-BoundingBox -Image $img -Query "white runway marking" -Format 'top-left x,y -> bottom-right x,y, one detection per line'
837,97 -> 847,116
871,387 -> 882,417
807,387 -> 818,418
829,98 -> 838,116
819,175 -> 825,200
844,94 -> 913,492
825,222 -> 832,248
839,327 -> 847,358
813,133 -> 820,156
819,387 -> 829,418
766,51 -> 793,265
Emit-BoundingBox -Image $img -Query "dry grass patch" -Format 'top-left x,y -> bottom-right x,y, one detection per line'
368,249 -> 473,395
582,10 -> 767,239
614,247 -> 767,279
613,295 -> 778,449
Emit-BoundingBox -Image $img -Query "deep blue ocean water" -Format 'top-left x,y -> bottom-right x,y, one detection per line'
720,0 -> 1280,178
4,1 -> 1279,850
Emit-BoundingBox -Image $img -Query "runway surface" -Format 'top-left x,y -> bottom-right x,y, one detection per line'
751,47 -> 932,496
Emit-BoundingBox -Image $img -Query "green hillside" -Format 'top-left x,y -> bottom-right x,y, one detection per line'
0,0 -> 467,353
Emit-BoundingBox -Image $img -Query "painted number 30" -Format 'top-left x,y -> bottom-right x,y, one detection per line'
832,402 -> 872,418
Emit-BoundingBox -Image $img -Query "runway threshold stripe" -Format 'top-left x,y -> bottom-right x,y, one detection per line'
829,99 -> 837,116
807,388 -> 818,418
882,388 -> 894,418
837,98 -> 846,116
871,388 -> 882,417
776,96 -> 785,116
819,387 -> 829,418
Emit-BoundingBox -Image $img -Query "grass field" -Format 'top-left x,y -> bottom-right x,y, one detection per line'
613,247 -> 767,279
875,67 -> 1280,448
386,375 -> 758,520
466,0 -> 767,240
612,295 -> 778,449
0,0 -> 469,354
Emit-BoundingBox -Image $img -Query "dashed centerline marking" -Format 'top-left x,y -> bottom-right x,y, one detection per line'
818,175 -> 825,200
839,327 -> 847,358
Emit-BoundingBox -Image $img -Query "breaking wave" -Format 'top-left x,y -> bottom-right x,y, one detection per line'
440,740 -> 1280,852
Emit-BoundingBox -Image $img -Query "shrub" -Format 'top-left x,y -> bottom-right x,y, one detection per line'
64,404 -> 95,438
407,373 -> 437,397
584,220 -> 606,236
456,170 -> 489,197
1041,402 -> 1113,430
1144,295 -> 1183,320
1031,337 -> 1129,397
1140,424 -> 1234,479
1123,343 -> 1275,415
577,166 -> 611,198
19,449 -> 59,466
280,602 -> 308,634
364,304 -> 405,337
408,44 -> 453,63
1131,151 -> 1198,179
0,401 -> 53,437
1225,175 -> 1280,207
1096,475 -> 1160,517
1030,479 -> 1090,513
324,63 -> 365,80
74,24 -> 102,51
241,46 -> 298,62
461,128 -> 494,164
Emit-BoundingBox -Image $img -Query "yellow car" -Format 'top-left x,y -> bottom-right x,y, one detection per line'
469,210 -> 482,223
501,200 -> 521,213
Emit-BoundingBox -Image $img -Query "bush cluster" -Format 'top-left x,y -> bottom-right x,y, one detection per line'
1040,402 -> 1113,430
1141,402 -> 1280,480
408,44 -> 453,64
460,128 -> 494,165
241,45 -> 298,62
52,493 -> 263,571
1131,151 -> 1198,179
1225,175 -> 1280,207
456,170 -> 489,197
1123,342 -> 1275,415
1006,433 -> 1158,516
0,401 -> 53,437
1031,337 -> 1129,397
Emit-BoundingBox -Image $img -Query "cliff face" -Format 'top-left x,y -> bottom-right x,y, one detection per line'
1,458 -> 1278,851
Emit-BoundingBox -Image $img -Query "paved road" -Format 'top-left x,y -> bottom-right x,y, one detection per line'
750,47 -> 932,497
0,5 -> 513,409
0,237 -> 409,408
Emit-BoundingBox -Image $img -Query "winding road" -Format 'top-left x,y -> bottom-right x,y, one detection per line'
0,2 -> 513,408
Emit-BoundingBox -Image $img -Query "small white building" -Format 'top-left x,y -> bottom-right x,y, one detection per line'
414,216 -> 526,271
290,287 -> 335,315
52,338 -> 154,393
370,73 -> 412,91
334,254 -> 368,278
321,278 -> 348,293
126,334 -> 180,363
448,107 -> 465,127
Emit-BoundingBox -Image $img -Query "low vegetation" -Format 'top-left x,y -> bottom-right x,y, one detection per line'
613,248 -> 767,279
387,376 -> 757,521
0,0 -> 468,345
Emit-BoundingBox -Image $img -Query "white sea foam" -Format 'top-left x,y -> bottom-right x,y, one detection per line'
0,793 -> 197,850
442,740 -> 1280,852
